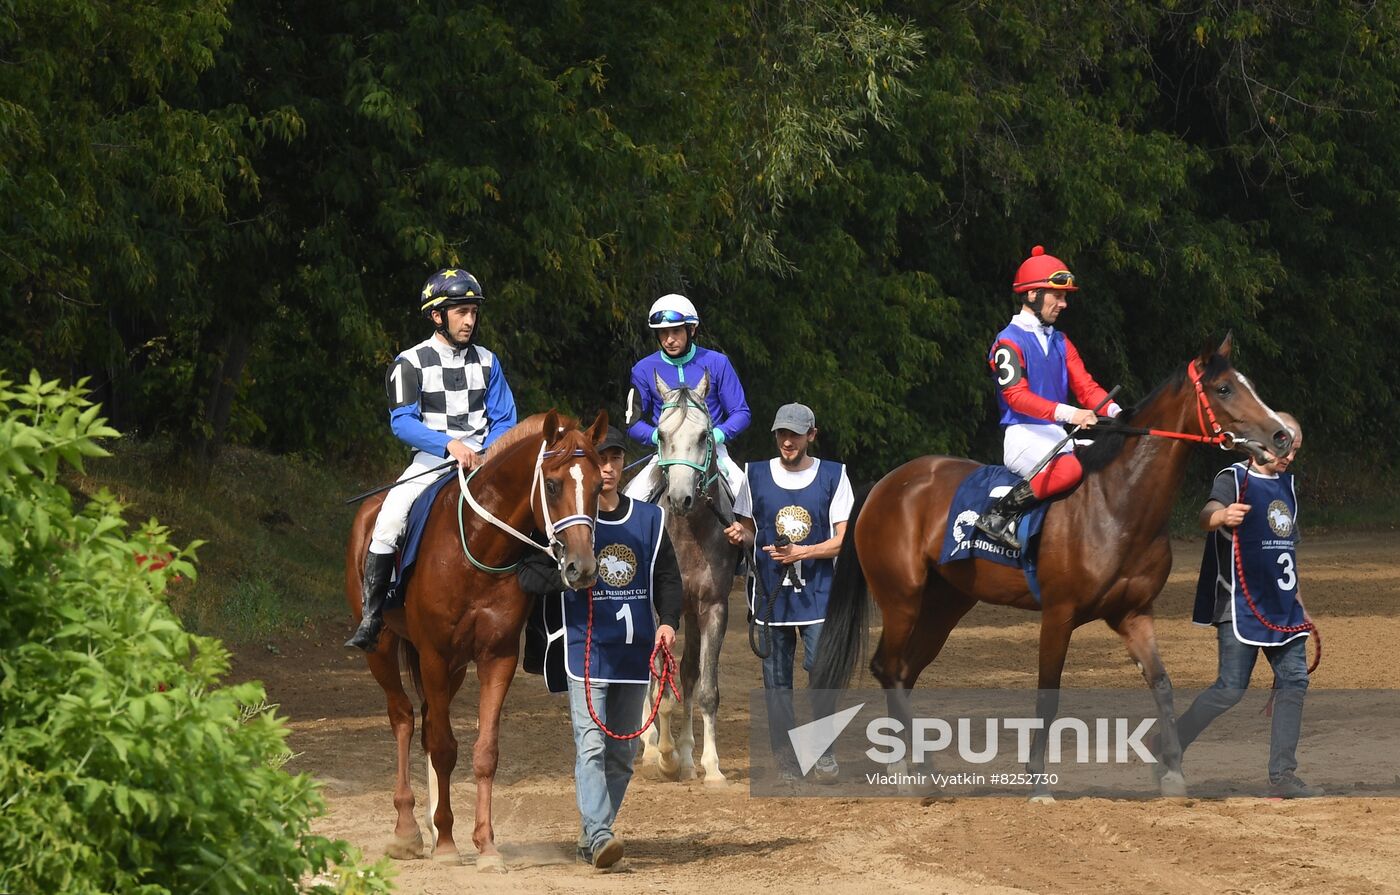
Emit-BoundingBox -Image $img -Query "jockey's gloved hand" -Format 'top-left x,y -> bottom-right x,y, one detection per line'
516,552 -> 563,595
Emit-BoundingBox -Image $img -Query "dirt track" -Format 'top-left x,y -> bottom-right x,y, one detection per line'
235,532 -> 1400,894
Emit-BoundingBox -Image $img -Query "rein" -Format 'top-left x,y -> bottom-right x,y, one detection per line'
582,585 -> 681,740
457,440 -> 596,574
1091,360 -> 1244,450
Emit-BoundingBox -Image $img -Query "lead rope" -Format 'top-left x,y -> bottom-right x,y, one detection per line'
1232,473 -> 1321,716
583,586 -> 681,740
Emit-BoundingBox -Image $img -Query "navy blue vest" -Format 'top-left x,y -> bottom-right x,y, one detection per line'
746,459 -> 843,625
562,499 -> 664,684
1193,463 -> 1307,645
991,323 -> 1069,427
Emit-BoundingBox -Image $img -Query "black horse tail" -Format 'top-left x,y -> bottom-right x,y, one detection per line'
811,483 -> 873,693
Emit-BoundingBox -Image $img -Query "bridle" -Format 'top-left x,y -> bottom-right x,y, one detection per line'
1098,360 -> 1267,455
457,439 -> 596,574
654,390 -> 721,497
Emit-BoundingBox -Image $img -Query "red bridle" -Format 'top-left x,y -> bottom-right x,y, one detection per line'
1106,359 -> 1236,448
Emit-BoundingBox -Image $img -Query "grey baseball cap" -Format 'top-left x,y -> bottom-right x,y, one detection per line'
771,403 -> 816,433
596,426 -> 628,454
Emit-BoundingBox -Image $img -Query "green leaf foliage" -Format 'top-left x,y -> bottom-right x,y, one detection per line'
2,1 -> 1399,478
0,372 -> 392,894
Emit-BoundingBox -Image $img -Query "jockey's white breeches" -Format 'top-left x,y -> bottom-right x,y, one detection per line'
623,442 -> 744,502
370,452 -> 450,555
1003,423 -> 1073,479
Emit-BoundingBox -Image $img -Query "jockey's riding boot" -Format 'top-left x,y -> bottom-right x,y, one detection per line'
974,480 -> 1039,551
345,551 -> 396,652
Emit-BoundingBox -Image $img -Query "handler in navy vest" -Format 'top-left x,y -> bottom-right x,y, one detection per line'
562,426 -> 681,868
1178,412 -> 1321,798
724,403 -> 853,782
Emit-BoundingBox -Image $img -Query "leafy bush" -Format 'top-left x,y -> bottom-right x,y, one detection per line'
0,372 -> 392,894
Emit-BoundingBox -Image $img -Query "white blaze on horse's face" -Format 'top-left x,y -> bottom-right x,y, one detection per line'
654,371 -> 713,516
1202,354 -> 1292,463
568,462 -> 585,519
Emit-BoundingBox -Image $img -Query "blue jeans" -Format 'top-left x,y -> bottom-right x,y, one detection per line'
761,622 -> 825,762
567,677 -> 646,851
1176,623 -> 1310,780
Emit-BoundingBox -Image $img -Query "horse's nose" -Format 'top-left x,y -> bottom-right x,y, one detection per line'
1271,428 -> 1293,455
680,494 -> 694,512
564,560 -> 580,583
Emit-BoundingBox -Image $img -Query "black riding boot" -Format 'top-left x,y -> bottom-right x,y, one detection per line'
974,480 -> 1040,551
345,551 -> 396,651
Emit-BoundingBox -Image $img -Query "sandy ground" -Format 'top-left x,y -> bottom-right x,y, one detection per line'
234,531 -> 1400,894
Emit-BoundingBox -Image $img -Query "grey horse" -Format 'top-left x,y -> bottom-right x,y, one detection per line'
636,372 -> 740,785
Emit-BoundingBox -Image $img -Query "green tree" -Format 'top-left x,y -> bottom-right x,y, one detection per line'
0,371 -> 390,894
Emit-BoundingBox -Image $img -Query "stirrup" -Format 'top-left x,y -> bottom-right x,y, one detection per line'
974,511 -> 1023,551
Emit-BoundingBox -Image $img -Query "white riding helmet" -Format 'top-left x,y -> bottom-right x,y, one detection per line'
647,293 -> 700,329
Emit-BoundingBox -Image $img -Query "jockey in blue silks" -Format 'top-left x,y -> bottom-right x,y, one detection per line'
622,293 -> 750,501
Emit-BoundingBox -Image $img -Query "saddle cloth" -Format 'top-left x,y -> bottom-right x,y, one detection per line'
937,465 -> 1051,605
386,469 -> 458,608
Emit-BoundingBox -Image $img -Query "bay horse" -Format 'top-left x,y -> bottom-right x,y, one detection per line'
636,372 -> 741,785
811,336 -> 1293,799
345,410 -> 607,868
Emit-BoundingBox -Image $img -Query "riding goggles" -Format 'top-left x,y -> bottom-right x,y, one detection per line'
648,309 -> 694,326
1014,270 -> 1076,291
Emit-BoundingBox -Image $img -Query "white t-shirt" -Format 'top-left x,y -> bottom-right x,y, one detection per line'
733,458 -> 854,526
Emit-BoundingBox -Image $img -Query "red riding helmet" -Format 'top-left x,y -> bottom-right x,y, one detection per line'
1012,245 -> 1079,293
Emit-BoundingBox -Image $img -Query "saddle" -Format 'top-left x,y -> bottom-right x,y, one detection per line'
387,469 -> 460,608
938,465 -> 1052,604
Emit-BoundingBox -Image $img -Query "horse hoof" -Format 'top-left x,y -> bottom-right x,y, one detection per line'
385,833 -> 424,860
476,854 -> 507,874
658,752 -> 682,780
431,849 -> 465,865
1159,770 -> 1188,798
1028,792 -> 1056,804
702,773 -> 729,789
679,765 -> 698,781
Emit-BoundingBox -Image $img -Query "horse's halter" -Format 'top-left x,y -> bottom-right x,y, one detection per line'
458,439 -> 596,574
654,390 -> 719,497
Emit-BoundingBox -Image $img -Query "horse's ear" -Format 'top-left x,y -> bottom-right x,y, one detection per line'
1198,331 -> 1233,365
653,371 -> 674,402
584,410 -> 609,447
543,409 -> 562,446
1216,330 -> 1234,360
693,370 -> 711,399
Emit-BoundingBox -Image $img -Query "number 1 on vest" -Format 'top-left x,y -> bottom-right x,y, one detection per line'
616,603 -> 634,644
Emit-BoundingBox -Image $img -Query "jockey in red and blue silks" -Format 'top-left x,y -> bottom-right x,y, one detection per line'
622,293 -> 751,501
975,245 -> 1123,550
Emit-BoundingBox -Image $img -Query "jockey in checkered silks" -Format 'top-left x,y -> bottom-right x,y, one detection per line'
345,268 -> 518,651
622,293 -> 750,502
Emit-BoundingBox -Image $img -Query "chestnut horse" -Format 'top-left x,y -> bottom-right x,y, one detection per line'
345,410 -> 606,869
811,337 -> 1292,799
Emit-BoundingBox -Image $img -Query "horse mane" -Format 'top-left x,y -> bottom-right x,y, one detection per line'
481,412 -> 571,464
1078,352 -> 1231,474
481,411 -> 600,472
